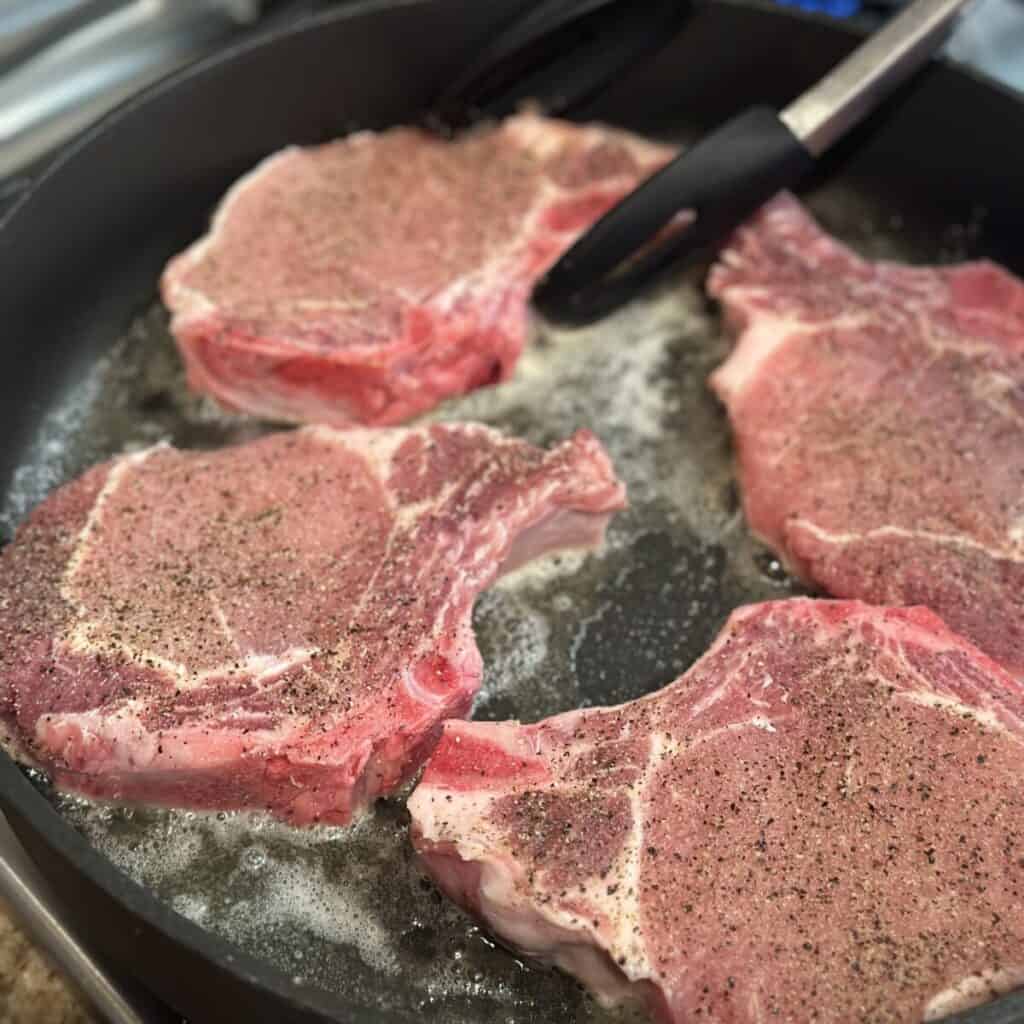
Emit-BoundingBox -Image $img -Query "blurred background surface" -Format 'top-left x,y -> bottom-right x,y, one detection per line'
0,0 -> 1021,183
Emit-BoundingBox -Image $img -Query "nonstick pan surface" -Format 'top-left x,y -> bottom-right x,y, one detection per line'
1,2 -> 1023,1022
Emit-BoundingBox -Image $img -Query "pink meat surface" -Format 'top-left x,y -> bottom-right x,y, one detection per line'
409,598 -> 1024,1024
0,424 -> 625,825
161,113 -> 671,427
707,193 -> 1024,681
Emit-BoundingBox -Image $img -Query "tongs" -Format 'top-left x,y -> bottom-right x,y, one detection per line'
430,0 -> 692,134
530,0 -> 973,325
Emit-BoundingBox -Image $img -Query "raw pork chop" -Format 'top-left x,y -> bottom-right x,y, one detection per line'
410,598 -> 1024,1024
0,424 -> 624,825
161,113 -> 671,427
708,193 -> 1024,680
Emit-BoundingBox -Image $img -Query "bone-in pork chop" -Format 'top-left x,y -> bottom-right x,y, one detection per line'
708,193 -> 1024,680
410,598 -> 1024,1023
161,113 -> 671,427
0,424 -> 625,824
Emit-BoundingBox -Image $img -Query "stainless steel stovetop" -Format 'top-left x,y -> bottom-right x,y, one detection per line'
1,0 -> 1021,185
0,0 -> 339,183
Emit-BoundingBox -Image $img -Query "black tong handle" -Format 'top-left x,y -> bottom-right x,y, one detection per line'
431,0 -> 691,134
532,0 -> 968,325
533,107 -> 814,325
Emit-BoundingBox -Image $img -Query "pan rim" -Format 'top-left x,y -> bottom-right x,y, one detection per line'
2,0 -> 1021,233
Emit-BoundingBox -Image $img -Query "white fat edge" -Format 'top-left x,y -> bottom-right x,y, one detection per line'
895,690 -> 1020,740
504,111 -> 672,168
165,146 -> 302,320
54,624 -> 320,692
708,298 -> 809,400
258,297 -> 376,315
490,506 -> 612,598
1009,513 -> 1024,547
688,678 -> 732,719
500,113 -> 583,160
34,700 -> 154,766
588,731 -> 675,979
303,422 -> 416,465
410,788 -> 500,848
923,966 -> 1024,1021
35,699 -> 306,769
680,717 -> 782,754
61,446 -> 163,600
463,732 -> 679,984
304,421 -> 513,503
190,376 -> 334,428
444,718 -> 539,759
711,307 -> 869,402
467,854 -> 664,1015
207,591 -> 243,654
789,518 -> 1024,566
873,611 -> 1022,693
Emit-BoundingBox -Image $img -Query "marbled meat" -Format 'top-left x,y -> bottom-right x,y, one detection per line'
0,424 -> 625,824
410,598 -> 1024,1023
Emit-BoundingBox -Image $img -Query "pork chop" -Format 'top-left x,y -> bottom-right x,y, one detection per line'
409,598 -> 1024,1024
0,424 -> 625,825
707,193 -> 1024,680
161,113 -> 672,427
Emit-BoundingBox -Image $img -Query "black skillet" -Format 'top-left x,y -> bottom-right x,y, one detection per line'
1,1 -> 1024,1021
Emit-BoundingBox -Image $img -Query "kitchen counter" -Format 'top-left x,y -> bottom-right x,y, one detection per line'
0,900 -> 92,1024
